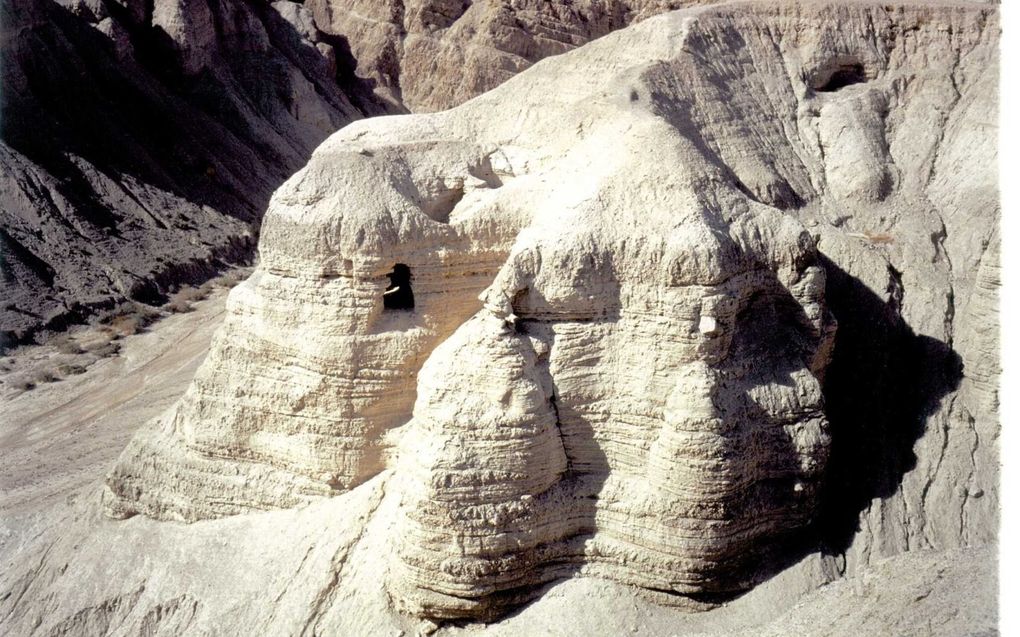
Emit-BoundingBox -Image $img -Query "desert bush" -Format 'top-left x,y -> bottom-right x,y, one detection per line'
165,299 -> 194,314
90,341 -> 122,358
57,363 -> 87,376
219,268 -> 250,286
164,286 -> 205,314
100,302 -> 162,337
11,379 -> 35,391
109,314 -> 142,337
35,369 -> 57,383
81,334 -> 121,358
51,334 -> 84,355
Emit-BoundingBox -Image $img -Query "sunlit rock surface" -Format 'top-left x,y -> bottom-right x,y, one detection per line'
0,1 -> 998,633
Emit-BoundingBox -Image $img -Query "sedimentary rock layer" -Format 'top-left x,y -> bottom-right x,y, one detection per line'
101,0 -> 997,622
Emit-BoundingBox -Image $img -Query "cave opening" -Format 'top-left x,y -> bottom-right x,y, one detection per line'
812,62 -> 867,92
383,263 -> 414,310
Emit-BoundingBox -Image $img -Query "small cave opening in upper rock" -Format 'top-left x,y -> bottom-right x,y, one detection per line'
810,62 -> 868,92
383,263 -> 414,311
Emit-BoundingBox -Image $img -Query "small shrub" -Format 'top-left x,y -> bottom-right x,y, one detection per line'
131,303 -> 162,324
35,369 -> 57,383
165,299 -> 194,314
57,363 -> 87,376
51,334 -> 84,355
90,341 -> 121,358
109,314 -> 142,337
220,268 -> 249,286
12,379 -> 36,391
164,286 -> 205,314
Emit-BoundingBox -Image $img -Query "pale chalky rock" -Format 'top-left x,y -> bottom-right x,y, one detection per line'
93,0 -> 998,624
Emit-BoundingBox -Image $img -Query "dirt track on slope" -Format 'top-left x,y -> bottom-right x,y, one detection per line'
0,291 -> 227,553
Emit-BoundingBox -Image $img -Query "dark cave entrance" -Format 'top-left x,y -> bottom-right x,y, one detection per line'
383,263 -> 414,311
812,62 -> 867,92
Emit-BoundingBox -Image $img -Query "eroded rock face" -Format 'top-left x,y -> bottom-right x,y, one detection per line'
0,0 -> 379,348
99,0 -> 997,623
305,0 -> 706,112
389,218 -> 834,617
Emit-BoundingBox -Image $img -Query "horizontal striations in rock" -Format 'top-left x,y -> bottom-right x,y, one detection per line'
389,175 -> 835,617
100,0 -> 997,623
103,134 -> 535,521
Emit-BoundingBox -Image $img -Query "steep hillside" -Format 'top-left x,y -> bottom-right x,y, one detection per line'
307,0 -> 707,112
0,0 -> 379,348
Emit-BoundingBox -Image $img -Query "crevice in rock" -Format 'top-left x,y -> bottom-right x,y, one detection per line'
300,478 -> 389,636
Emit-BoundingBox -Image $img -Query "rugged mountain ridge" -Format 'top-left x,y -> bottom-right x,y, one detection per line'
306,0 -> 709,112
0,0 -> 378,348
0,0 -> 702,350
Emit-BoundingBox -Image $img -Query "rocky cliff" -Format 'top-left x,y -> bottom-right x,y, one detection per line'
0,0 -> 379,348
1,0 -> 702,351
0,0 -> 999,634
306,0 -> 706,112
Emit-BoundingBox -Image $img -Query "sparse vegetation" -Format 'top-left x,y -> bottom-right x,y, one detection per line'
35,369 -> 57,383
86,341 -> 122,358
2,267 -> 250,398
219,268 -> 250,286
11,379 -> 36,392
165,286 -> 206,314
51,334 -> 84,355
95,302 -> 162,339
57,363 -> 87,377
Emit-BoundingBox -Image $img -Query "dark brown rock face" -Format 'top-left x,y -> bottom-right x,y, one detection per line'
0,0 -> 382,348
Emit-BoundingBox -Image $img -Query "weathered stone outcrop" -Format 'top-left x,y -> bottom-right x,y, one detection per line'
0,0 -> 381,349
306,0 -> 708,112
98,0 -> 999,624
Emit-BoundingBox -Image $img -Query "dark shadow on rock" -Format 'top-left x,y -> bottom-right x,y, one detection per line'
812,254 -> 964,555
0,0 -> 392,350
634,253 -> 963,603
2,0 -> 379,225
315,31 -> 403,117
696,271 -> 838,599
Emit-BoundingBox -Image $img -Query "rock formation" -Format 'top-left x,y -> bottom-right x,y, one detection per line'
0,0 -> 381,349
91,0 -> 999,625
1,0 -> 721,351
306,0 -> 706,112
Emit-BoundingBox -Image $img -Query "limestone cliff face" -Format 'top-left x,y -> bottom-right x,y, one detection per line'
0,0 -> 378,348
99,0 -> 997,623
305,0 -> 706,112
